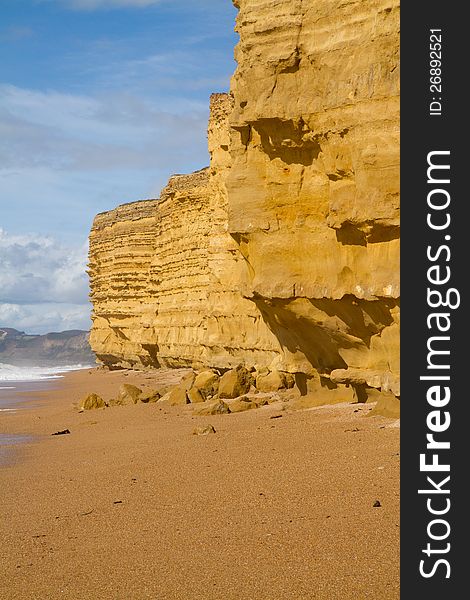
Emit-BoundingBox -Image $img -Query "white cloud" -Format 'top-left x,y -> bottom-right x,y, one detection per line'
0,229 -> 89,305
0,3 -> 234,331
0,84 -> 208,172
0,166 -> 167,249
0,82 -> 210,245
0,303 -> 91,335
0,229 -> 91,333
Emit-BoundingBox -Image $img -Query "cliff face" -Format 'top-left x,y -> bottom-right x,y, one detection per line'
226,0 -> 400,400
89,95 -> 282,370
89,0 -> 399,409
89,198 -> 159,367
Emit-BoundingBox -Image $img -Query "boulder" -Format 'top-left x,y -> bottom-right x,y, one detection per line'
139,389 -> 161,404
256,370 -> 288,392
352,384 -> 368,404
289,375 -> 355,410
80,393 -> 107,411
112,384 -> 142,406
271,389 -> 299,404
227,397 -> 259,413
169,387 -> 189,406
266,394 -> 283,405
218,365 -> 251,399
367,390 -> 401,419
193,370 -> 219,400
157,391 -> 172,404
168,372 -> 195,406
187,388 -> 205,404
193,400 -> 231,416
255,366 -> 269,378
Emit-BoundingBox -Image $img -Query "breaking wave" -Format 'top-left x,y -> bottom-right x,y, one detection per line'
0,363 -> 91,383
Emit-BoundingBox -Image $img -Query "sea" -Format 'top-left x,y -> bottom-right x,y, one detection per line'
0,362 -> 93,463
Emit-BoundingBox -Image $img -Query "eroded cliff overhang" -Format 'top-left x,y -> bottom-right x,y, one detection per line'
88,0 -> 400,413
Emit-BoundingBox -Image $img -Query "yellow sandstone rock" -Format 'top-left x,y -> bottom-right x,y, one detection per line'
89,96 -> 282,372
368,391 -> 401,419
168,372 -> 194,406
225,0 -> 400,414
80,393 -> 107,411
192,371 -> 220,400
139,390 -> 161,404
88,0 -> 400,416
227,398 -> 259,413
256,370 -> 294,393
111,384 -> 142,406
187,388 -> 205,404
193,400 -> 231,416
192,425 -> 217,436
218,365 -> 252,399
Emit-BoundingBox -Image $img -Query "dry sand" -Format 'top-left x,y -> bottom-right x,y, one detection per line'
0,368 -> 399,599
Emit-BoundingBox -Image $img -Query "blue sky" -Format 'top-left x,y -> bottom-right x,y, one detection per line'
0,0 -> 238,334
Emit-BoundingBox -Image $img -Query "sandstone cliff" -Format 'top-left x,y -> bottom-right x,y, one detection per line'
89,95 -> 282,371
226,0 -> 400,405
89,0 -> 400,412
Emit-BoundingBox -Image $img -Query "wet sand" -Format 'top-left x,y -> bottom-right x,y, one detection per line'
0,368 -> 400,599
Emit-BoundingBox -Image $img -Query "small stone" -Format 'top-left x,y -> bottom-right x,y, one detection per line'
253,397 -> 269,407
192,425 -> 217,436
373,500 -> 382,508
51,429 -> 70,436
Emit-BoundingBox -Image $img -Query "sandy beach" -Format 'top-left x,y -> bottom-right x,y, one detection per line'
0,368 -> 399,599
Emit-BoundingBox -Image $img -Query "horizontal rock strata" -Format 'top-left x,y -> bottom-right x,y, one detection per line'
89,95 -> 282,371
88,0 -> 400,414
226,0 -> 400,410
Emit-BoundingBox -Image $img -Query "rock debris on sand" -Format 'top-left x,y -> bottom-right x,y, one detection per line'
0,368 -> 399,600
